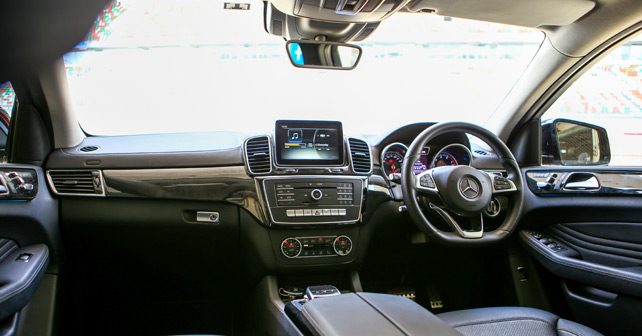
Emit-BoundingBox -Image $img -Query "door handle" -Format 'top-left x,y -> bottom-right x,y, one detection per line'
563,173 -> 600,191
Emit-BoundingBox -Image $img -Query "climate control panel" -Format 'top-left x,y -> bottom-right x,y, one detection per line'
280,235 -> 353,258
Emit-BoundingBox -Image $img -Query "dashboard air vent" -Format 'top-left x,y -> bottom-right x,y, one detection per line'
245,136 -> 272,174
474,149 -> 488,156
348,138 -> 372,174
47,170 -> 104,196
79,145 -> 99,152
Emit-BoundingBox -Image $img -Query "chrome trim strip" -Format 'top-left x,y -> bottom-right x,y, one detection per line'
46,169 -> 106,197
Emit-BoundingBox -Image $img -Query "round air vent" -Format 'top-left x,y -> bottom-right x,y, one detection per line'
79,146 -> 99,153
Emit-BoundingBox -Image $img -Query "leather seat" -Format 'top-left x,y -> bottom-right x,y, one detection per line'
438,307 -> 602,336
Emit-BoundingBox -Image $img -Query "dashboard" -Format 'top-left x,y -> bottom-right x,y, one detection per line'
380,142 -> 472,180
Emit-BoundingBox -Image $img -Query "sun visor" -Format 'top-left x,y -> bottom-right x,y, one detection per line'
0,0 -> 108,82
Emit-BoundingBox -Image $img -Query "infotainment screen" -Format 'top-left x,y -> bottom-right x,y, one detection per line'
275,120 -> 344,166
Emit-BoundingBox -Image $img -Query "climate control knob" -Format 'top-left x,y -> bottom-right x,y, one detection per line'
281,238 -> 302,258
333,235 -> 353,256
310,189 -> 323,201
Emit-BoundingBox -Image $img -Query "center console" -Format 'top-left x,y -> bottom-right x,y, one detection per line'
244,120 -> 372,263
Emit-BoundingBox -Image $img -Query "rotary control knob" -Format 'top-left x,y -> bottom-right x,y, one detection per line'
333,235 -> 353,256
310,188 -> 323,201
281,238 -> 302,258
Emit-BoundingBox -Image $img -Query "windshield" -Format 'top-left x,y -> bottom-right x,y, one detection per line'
63,0 -> 543,137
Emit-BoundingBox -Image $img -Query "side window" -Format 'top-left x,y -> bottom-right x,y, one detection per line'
541,33 -> 641,166
0,81 -> 16,163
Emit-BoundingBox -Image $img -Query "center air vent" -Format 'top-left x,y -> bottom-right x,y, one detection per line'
348,138 -> 372,174
244,136 -> 272,174
47,170 -> 104,196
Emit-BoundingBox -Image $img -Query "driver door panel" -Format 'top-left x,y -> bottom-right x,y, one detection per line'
519,167 -> 642,335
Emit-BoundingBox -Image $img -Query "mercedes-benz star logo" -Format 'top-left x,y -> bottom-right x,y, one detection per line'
458,177 -> 480,199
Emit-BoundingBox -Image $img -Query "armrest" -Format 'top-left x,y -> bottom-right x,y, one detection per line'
520,230 -> 642,298
0,244 -> 49,322
289,292 -> 461,336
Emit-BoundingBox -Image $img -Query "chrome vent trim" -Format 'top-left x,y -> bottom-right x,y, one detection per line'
244,136 -> 272,175
347,137 -> 372,174
47,170 -> 106,196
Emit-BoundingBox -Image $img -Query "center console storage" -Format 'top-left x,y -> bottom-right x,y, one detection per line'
285,291 -> 461,336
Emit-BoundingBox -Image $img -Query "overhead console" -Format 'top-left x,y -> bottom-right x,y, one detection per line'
269,0 -> 409,24
244,120 -> 372,227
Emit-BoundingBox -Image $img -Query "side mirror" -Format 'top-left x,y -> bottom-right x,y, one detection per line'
542,118 -> 611,166
286,40 -> 362,70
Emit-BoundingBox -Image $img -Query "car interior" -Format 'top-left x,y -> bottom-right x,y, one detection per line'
0,0 -> 641,335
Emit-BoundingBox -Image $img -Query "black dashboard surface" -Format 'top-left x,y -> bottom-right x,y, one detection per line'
46,131 -> 245,169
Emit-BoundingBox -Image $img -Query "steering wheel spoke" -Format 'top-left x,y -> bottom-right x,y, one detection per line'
428,203 -> 484,239
485,171 -> 518,195
414,169 -> 439,195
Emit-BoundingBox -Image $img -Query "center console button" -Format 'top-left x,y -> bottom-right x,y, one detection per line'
310,188 -> 323,201
281,238 -> 302,258
304,209 -> 312,216
333,235 -> 353,256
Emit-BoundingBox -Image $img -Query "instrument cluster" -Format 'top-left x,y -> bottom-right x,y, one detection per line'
381,143 -> 472,180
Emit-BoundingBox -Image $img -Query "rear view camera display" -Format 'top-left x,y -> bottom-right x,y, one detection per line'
275,120 -> 344,166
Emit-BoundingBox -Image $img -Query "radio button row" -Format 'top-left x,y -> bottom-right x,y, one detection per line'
286,209 -> 348,217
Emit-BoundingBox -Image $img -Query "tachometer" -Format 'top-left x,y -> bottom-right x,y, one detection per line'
430,144 -> 472,168
432,152 -> 458,167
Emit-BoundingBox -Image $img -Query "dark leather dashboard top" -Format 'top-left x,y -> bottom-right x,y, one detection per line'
46,131 -> 245,169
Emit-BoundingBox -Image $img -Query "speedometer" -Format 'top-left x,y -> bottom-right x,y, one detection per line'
383,151 -> 404,176
381,143 -> 407,179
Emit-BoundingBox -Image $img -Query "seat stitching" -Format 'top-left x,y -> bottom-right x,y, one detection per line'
451,317 -> 553,329
558,328 -> 582,336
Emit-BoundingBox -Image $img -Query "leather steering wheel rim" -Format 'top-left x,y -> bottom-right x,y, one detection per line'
401,122 -> 524,245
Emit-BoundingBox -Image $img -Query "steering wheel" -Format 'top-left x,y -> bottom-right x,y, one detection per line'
401,122 -> 523,244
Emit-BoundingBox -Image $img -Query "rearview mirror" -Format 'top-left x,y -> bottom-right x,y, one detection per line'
286,40 -> 362,70
542,118 -> 611,166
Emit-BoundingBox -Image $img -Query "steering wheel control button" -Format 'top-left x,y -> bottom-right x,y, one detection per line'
493,176 -> 512,190
458,176 -> 481,199
419,174 -> 435,188
333,235 -> 353,256
310,188 -> 323,201
281,238 -> 302,258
